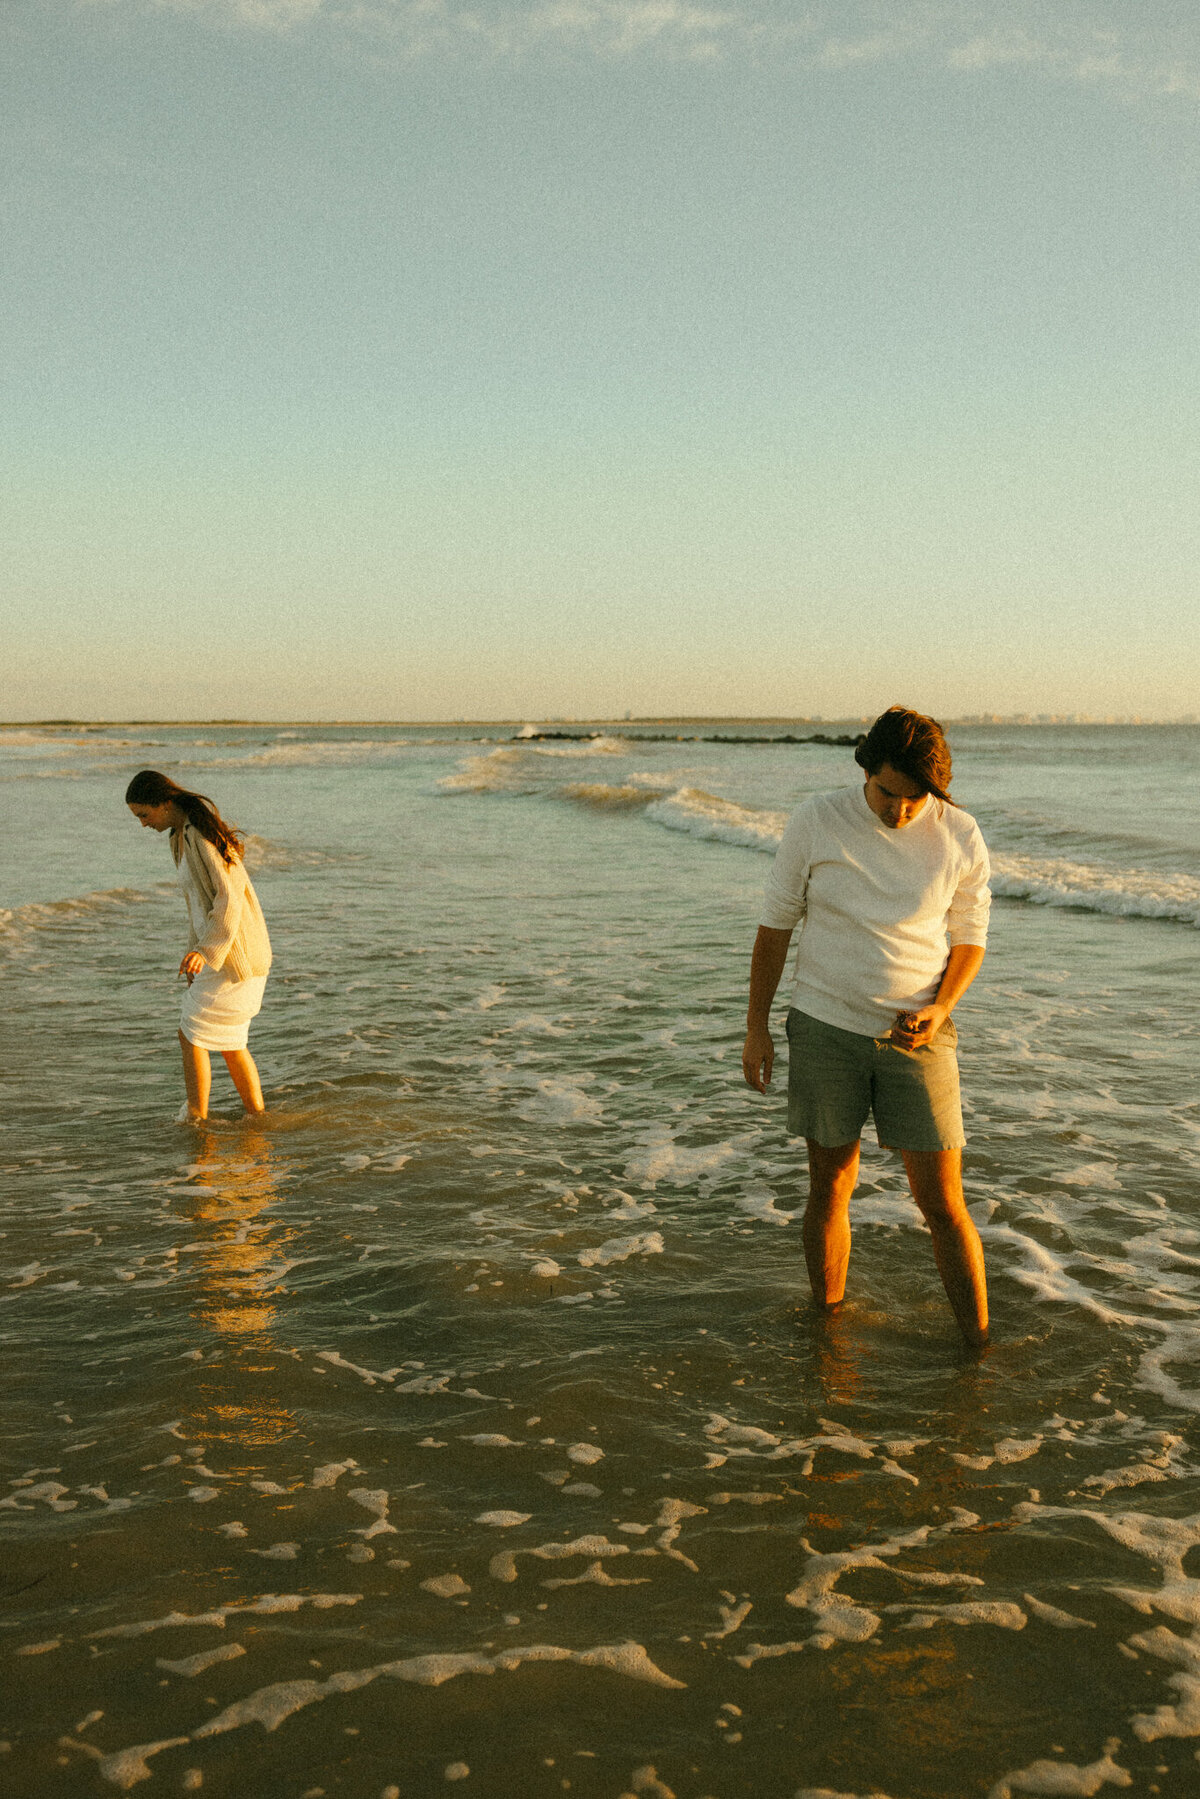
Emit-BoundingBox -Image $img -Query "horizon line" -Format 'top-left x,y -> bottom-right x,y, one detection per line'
3,714 -> 1197,730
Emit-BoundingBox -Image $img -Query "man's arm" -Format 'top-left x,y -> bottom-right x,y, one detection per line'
742,925 -> 794,1092
890,943 -> 985,1048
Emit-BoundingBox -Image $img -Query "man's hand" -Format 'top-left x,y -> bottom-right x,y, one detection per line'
742,1024 -> 775,1092
179,952 -> 205,986
889,1004 -> 948,1049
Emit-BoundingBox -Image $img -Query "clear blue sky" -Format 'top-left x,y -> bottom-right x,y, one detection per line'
4,1 -> 1199,720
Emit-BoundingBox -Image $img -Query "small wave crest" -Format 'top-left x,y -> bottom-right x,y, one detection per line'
529,736 -> 628,759
438,755 -> 1200,931
439,748 -> 533,794
241,835 -> 350,872
644,789 -> 787,853
216,739 -> 414,769
0,885 -> 167,942
561,783 -> 658,812
440,741 -> 634,796
991,853 -> 1200,928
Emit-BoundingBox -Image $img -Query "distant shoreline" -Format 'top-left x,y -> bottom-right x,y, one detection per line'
2,716 -> 1196,730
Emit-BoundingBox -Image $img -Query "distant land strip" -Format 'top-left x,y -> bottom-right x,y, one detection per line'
517,729 -> 865,747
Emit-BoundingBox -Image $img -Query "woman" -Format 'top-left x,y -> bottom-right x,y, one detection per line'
126,771 -> 273,1121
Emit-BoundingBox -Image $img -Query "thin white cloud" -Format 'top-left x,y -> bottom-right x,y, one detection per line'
71,0 -> 1200,99
946,30 -> 1047,71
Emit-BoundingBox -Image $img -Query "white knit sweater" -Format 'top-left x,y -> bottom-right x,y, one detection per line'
760,783 -> 991,1036
171,823 -> 272,981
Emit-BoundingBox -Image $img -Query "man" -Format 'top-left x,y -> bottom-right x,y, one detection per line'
742,706 -> 992,1347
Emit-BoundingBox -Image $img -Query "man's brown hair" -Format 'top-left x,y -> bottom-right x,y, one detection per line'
853,705 -> 955,805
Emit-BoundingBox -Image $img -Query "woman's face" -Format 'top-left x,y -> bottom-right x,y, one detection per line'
128,801 -> 178,832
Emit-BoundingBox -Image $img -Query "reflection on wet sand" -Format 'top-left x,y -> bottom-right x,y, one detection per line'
182,1127 -> 299,1450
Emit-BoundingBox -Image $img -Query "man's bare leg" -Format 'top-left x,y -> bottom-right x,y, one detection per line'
803,1139 -> 860,1306
179,1031 -> 211,1121
901,1148 -> 989,1347
222,1049 -> 265,1115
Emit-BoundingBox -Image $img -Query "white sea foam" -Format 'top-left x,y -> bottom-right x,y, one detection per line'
439,748 -> 530,794
531,736 -> 627,758
987,1740 -> 1132,1797
891,1600 -> 1027,1630
90,1593 -> 361,1639
734,1190 -> 800,1225
990,852 -> 1200,928
637,803 -> 1200,932
1022,1594 -> 1096,1630
795,1791 -> 900,1799
347,1489 -> 397,1537
310,1460 -> 358,1489
561,782 -> 660,811
421,1573 -> 470,1598
87,1637 -> 685,1782
625,1130 -> 743,1190
435,754 -> 1200,935
578,1231 -> 664,1268
644,788 -> 787,853
156,1644 -> 246,1678
234,739 -> 414,768
516,1079 -> 604,1126
0,886 -> 165,942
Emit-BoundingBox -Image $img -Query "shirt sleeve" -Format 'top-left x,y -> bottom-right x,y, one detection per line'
947,824 -> 992,948
193,836 -> 246,971
759,803 -> 814,931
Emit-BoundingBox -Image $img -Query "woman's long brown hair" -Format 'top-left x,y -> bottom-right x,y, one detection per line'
125,770 -> 244,865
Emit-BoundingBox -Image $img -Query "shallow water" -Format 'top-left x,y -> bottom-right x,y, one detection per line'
3,721 -> 1200,1799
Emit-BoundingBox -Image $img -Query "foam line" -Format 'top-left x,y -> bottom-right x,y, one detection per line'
93,1641 -> 684,1786
986,1740 -> 1132,1797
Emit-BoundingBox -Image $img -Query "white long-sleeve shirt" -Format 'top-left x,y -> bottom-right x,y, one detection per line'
171,823 -> 272,980
759,783 -> 991,1036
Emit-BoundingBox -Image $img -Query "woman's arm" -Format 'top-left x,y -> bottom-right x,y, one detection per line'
191,836 -> 246,972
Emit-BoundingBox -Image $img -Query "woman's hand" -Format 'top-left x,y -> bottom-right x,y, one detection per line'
179,952 -> 205,986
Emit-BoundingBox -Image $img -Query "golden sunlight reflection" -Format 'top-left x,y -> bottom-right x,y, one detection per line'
182,1127 -> 299,1450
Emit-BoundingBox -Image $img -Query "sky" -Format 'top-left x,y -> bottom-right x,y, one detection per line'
3,0 -> 1200,721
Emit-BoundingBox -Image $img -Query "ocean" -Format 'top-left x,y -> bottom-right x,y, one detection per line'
2,719 -> 1199,1799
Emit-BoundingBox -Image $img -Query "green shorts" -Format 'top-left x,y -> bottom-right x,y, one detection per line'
785,1008 -> 965,1152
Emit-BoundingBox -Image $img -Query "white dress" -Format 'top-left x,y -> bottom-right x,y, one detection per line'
177,855 -> 268,1052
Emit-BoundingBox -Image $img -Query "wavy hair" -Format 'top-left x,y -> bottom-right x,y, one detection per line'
125,770 -> 244,864
853,706 -> 956,806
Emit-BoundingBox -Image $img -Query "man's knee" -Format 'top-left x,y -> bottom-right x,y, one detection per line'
806,1139 -> 860,1203
903,1149 -> 966,1222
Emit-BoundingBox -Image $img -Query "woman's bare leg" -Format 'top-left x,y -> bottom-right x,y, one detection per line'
222,1048 -> 265,1115
179,1031 -> 211,1120
803,1139 -> 861,1306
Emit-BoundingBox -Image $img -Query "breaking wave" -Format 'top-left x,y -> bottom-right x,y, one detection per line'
436,747 -> 1200,931
644,789 -> 788,853
989,853 -> 1200,928
0,885 -> 169,943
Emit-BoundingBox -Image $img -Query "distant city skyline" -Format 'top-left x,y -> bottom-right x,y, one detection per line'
4,2 -> 1199,721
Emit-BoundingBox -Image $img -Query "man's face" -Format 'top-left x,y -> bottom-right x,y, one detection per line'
863,762 -> 928,829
